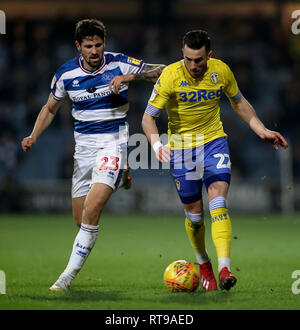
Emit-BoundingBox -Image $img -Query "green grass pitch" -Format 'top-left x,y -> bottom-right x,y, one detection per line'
0,213 -> 299,310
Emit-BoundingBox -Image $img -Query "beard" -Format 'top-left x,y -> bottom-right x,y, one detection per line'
87,56 -> 101,68
81,53 -> 103,70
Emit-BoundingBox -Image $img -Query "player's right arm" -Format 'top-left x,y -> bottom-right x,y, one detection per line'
21,93 -> 61,152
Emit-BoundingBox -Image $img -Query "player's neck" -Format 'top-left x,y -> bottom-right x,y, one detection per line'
81,56 -> 104,72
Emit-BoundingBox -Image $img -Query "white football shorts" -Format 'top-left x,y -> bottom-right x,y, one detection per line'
71,142 -> 127,198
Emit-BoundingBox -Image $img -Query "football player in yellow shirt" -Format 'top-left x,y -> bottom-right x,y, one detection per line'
142,30 -> 288,291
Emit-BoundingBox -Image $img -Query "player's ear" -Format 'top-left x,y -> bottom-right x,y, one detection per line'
75,40 -> 81,52
207,50 -> 213,59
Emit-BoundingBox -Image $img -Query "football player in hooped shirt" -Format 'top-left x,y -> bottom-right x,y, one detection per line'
142,30 -> 288,291
21,19 -> 165,291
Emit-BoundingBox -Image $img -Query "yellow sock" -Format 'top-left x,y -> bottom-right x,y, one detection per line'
185,216 -> 209,263
210,207 -> 232,259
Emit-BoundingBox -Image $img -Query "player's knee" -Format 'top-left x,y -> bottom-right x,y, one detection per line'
184,199 -> 203,213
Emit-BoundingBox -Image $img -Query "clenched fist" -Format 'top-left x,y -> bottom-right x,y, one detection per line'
21,136 -> 36,152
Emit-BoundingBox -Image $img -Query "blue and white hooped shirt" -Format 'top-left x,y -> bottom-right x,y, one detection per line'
51,52 -> 144,147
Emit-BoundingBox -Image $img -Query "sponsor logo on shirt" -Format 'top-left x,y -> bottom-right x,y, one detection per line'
72,79 -> 80,87
178,86 -> 223,102
179,80 -> 189,87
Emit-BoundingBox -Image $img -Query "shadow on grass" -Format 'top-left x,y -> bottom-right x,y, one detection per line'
148,290 -> 238,309
15,282 -> 124,306
13,280 -> 240,310
25,290 -> 123,303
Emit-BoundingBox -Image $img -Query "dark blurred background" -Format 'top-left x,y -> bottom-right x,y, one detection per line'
0,0 -> 299,214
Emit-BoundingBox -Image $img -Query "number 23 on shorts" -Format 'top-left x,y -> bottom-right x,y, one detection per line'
99,156 -> 120,171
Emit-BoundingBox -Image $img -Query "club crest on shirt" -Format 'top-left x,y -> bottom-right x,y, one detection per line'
210,73 -> 219,84
101,71 -> 115,84
175,179 -> 180,191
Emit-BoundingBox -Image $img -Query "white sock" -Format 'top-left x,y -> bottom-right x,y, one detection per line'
218,257 -> 231,272
195,252 -> 210,265
62,223 -> 99,281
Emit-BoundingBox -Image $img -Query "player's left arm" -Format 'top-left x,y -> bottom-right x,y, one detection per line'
231,96 -> 288,150
132,63 -> 166,82
142,112 -> 173,162
109,63 -> 166,94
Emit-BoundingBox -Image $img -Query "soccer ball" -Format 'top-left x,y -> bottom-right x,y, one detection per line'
163,260 -> 200,292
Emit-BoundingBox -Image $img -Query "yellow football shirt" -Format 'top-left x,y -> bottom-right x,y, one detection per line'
148,58 -> 239,149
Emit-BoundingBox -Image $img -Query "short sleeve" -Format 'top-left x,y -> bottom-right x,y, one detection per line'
147,68 -> 172,110
51,73 -> 67,101
223,63 -> 239,99
118,54 -> 145,75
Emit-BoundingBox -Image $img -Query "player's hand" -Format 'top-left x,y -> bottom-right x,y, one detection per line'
261,129 -> 288,150
21,136 -> 36,152
156,146 -> 173,162
109,74 -> 134,94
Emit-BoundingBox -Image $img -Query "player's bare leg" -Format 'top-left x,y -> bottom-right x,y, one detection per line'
184,199 -> 217,291
81,183 -> 113,225
207,180 -> 229,201
72,196 -> 86,227
71,166 -> 131,228
49,183 -> 113,291
207,181 -> 237,290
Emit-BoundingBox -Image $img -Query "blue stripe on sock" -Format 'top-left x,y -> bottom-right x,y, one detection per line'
184,211 -> 203,223
80,225 -> 99,234
209,196 -> 228,212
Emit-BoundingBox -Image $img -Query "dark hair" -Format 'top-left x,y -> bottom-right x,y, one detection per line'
183,30 -> 211,52
75,19 -> 107,44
